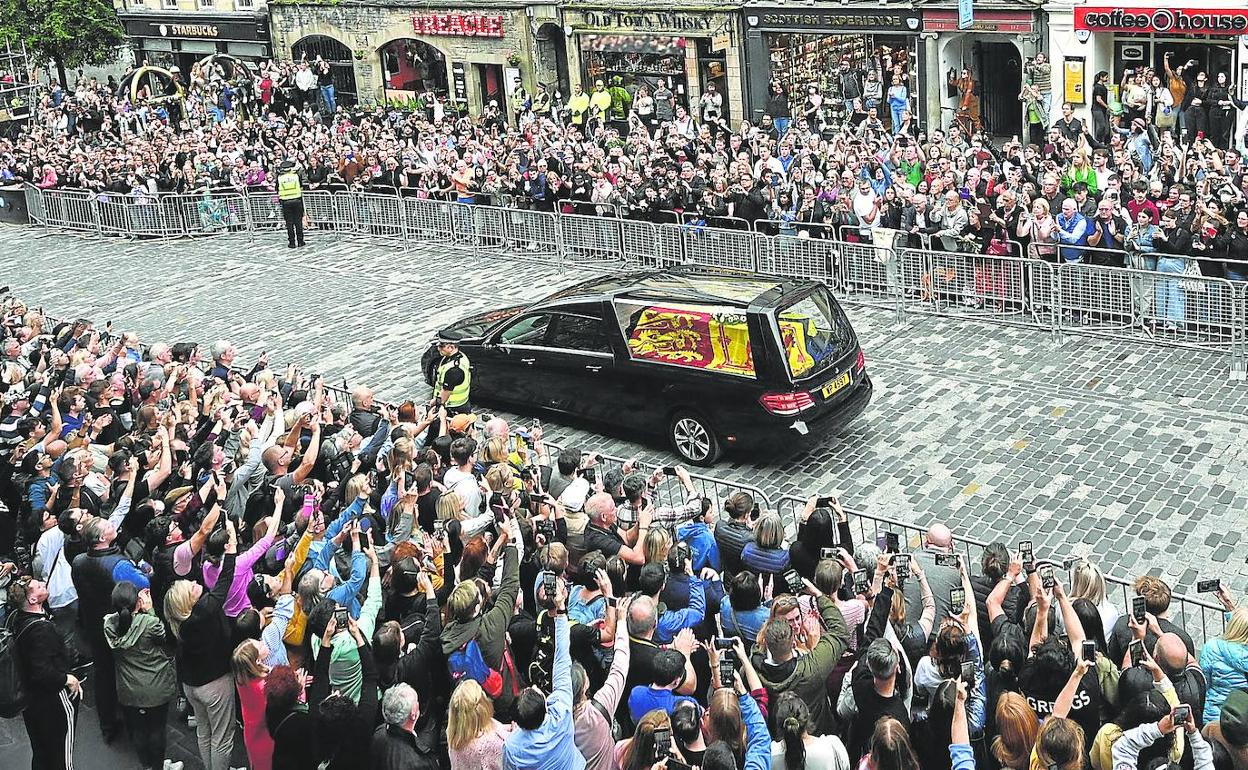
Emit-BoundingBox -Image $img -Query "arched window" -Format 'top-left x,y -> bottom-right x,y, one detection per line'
291,35 -> 357,106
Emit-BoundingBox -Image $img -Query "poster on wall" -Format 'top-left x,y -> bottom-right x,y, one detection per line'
1063,56 -> 1085,104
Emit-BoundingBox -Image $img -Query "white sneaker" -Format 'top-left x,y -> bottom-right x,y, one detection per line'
186,714 -> 197,728
163,761 -> 185,770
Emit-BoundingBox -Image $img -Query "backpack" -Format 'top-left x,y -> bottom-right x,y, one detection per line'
0,613 -> 43,718
447,638 -> 503,699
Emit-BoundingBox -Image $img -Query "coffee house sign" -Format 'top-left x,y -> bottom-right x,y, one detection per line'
568,10 -> 715,33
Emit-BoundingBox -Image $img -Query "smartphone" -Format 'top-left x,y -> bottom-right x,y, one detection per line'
1063,557 -> 1081,571
783,569 -> 803,595
662,466 -> 677,476
1082,640 -> 1096,663
853,570 -> 869,594
652,727 -> 672,762
1039,565 -> 1055,589
820,547 -> 838,560
949,587 -> 965,612
960,660 -> 975,686
714,636 -> 736,650
816,496 -> 836,508
1196,579 -> 1221,594
433,520 -> 446,536
1128,639 -> 1144,667
541,571 -> 558,601
1172,704 -> 1191,725
1131,596 -> 1147,624
935,553 -> 959,568
718,658 -> 735,688
1019,540 -> 1035,572
332,606 -> 348,630
606,596 -> 620,609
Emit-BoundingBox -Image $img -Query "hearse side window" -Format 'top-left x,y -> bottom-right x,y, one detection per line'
776,288 -> 854,379
548,314 -> 612,354
497,314 -> 551,346
611,299 -> 757,378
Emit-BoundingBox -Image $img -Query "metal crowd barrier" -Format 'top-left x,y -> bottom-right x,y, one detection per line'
23,185 -> 1248,378
771,495 -> 1228,650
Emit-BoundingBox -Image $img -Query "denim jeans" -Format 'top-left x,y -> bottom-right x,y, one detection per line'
890,103 -> 906,133
1155,256 -> 1186,325
774,117 -> 791,137
320,84 -> 336,115
1129,253 -> 1157,323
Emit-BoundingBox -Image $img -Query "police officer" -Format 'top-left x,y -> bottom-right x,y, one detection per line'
276,160 -> 306,248
433,339 -> 471,415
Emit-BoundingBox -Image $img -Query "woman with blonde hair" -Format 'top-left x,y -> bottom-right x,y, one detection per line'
232,639 -> 274,770
447,679 -> 512,770
1068,559 -> 1119,633
742,512 -> 790,579
642,526 -> 673,565
1200,603 -> 1248,723
165,517 -> 238,770
992,692 -> 1040,770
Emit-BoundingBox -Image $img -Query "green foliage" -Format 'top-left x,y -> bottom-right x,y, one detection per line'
0,0 -> 125,84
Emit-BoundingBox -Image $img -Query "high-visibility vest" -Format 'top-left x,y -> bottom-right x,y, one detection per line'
435,352 -> 471,408
277,172 -> 302,201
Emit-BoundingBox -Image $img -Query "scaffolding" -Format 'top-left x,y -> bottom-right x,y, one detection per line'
0,37 -> 37,138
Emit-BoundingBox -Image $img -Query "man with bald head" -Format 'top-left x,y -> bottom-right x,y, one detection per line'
619,595 -> 698,731
349,385 -> 381,436
581,491 -> 651,566
901,523 -> 962,623
1154,631 -> 1207,723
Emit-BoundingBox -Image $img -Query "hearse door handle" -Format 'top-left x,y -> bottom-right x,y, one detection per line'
520,358 -> 536,366
585,365 -> 603,373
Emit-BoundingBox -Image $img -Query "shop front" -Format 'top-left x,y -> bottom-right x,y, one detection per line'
269,3 -> 557,115
1052,5 -> 1248,142
120,12 -> 272,75
560,7 -> 742,130
740,7 -> 921,132
924,9 -> 1042,139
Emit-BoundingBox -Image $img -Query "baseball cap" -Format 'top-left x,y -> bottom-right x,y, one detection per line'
449,413 -> 477,433
164,486 -> 194,508
1222,690 -> 1248,746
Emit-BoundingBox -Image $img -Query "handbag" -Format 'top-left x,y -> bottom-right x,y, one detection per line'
987,235 -> 1012,256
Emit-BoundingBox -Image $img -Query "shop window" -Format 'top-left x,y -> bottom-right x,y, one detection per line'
380,39 -> 448,101
197,0 -> 213,8
236,0 -> 253,8
160,0 -> 177,8
582,34 -> 689,109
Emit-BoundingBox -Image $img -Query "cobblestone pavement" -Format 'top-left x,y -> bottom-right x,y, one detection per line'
5,227 -> 1247,609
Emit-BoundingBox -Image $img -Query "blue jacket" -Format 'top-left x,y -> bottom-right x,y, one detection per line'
739,691 -> 772,770
503,615 -> 585,770
677,521 -> 720,572
741,543 -> 790,576
627,686 -> 699,725
653,576 -> 705,645
1055,211 -> 1089,262
1199,625 -> 1248,724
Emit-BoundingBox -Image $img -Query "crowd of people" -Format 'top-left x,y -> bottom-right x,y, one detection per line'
2,286 -> 1248,770
10,54 -> 1248,282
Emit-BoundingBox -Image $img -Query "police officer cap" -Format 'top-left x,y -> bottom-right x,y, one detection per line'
279,160 -> 295,171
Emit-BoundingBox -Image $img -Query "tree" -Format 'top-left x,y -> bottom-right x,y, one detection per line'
0,0 -> 125,88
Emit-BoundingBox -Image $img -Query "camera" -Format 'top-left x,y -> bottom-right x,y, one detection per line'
667,542 -> 691,573
935,553 -> 959,568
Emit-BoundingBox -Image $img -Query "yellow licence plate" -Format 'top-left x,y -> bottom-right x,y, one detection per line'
821,371 -> 852,399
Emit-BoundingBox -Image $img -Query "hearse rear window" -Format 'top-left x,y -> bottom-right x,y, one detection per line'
613,299 -> 757,378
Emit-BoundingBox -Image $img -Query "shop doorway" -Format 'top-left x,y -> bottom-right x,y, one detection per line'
291,35 -> 357,106
380,38 -> 447,106
475,63 -> 506,113
974,41 -> 1022,138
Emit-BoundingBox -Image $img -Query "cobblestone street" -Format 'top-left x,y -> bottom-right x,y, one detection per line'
5,225 -> 1247,600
